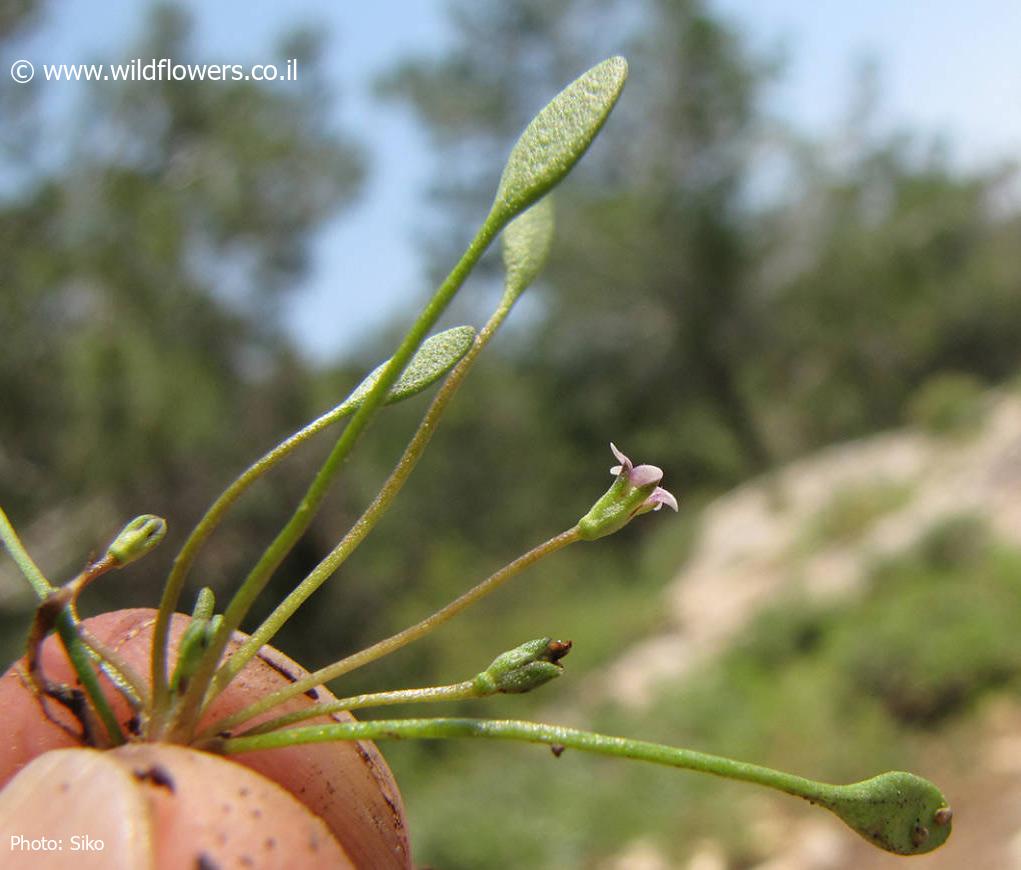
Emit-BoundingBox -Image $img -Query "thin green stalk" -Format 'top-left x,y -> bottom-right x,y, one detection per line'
51,612 -> 126,746
208,289 -> 523,702
218,717 -> 953,857
150,328 -> 472,721
201,527 -> 581,737
151,397 -> 362,713
222,716 -> 825,795
0,506 -> 52,599
0,508 -> 125,745
166,213 -> 506,742
234,680 -> 480,738
76,624 -> 150,709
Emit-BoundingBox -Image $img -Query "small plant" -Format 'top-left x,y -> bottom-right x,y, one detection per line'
907,371 -> 987,437
803,479 -> 913,549
0,57 -> 951,866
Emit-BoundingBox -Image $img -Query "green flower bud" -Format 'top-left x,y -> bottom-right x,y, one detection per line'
192,586 -> 216,621
105,515 -> 167,566
473,637 -> 572,695
170,613 -> 221,696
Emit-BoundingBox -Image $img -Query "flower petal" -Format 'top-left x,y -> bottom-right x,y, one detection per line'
644,487 -> 678,512
629,464 -> 663,488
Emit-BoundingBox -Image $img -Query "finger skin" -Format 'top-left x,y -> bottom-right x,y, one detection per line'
0,608 -> 410,869
0,744 -> 355,868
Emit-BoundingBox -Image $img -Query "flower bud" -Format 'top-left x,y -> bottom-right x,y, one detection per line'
105,515 -> 167,566
170,614 -> 220,696
473,638 -> 572,695
192,586 -> 216,621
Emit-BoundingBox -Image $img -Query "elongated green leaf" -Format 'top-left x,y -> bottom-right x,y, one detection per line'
348,325 -> 476,408
493,56 -> 628,221
502,196 -> 555,300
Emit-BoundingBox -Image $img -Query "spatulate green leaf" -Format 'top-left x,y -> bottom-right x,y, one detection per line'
348,325 -> 477,408
501,196 -> 555,300
493,56 -> 628,222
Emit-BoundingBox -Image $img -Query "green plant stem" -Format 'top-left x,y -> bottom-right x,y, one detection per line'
0,508 -> 126,745
0,506 -> 52,599
220,716 -> 830,800
75,624 -> 150,709
200,527 -> 581,738
234,680 -> 480,738
218,717 -> 952,857
207,284 -> 526,705
165,212 -> 505,742
151,395 -> 365,714
51,613 -> 126,746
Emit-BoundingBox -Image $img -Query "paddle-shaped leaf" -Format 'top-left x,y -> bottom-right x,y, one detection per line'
349,325 -> 476,408
493,56 -> 628,222
501,196 -> 555,300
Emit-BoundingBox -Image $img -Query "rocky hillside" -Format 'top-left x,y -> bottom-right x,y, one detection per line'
594,391 -> 1021,869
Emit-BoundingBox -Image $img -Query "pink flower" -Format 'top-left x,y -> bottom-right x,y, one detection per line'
579,443 -> 679,540
609,443 -> 678,513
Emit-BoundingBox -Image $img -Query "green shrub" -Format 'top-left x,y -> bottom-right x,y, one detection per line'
906,371 -> 987,436
802,480 -> 912,548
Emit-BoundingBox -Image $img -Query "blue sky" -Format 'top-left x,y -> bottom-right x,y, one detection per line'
9,1 -> 1021,362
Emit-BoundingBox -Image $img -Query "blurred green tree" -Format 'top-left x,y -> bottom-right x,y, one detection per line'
381,0 -> 1021,494
755,131 -> 1021,447
381,0 -> 776,492
0,4 -> 363,631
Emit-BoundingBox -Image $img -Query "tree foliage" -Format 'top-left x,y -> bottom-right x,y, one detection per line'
381,0 -> 1021,490
0,5 -> 365,636
1,6 -> 363,520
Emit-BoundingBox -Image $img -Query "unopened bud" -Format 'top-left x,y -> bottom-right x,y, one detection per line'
105,515 -> 167,566
473,637 -> 572,695
192,586 -> 216,621
170,613 -> 220,696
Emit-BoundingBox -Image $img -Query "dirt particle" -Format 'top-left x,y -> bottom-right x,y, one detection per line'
196,853 -> 221,870
133,764 -> 176,793
256,652 -> 297,683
